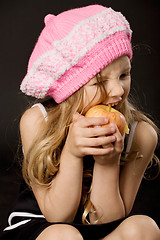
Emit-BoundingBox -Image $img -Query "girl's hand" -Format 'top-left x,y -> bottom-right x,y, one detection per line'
93,123 -> 124,166
63,113 -> 118,159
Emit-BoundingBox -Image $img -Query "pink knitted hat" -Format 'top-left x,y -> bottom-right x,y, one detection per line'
20,5 -> 132,103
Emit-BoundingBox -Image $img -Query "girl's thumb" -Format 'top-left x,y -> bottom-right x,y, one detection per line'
72,112 -> 85,122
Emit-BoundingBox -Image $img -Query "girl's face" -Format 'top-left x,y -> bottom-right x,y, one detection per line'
83,55 -> 131,114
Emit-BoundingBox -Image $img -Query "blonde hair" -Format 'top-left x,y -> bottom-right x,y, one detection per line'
22,76 -> 159,223
22,88 -> 84,186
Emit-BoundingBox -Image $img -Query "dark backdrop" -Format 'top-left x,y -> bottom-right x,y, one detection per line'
0,0 -> 160,231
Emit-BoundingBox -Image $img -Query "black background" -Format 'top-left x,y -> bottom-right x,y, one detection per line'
0,0 -> 160,231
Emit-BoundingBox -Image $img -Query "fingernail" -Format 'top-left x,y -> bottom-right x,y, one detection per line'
104,118 -> 108,123
110,128 -> 115,133
111,135 -> 116,140
109,147 -> 114,152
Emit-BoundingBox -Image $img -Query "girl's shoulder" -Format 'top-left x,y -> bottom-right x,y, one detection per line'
20,103 -> 47,128
132,120 -> 158,159
20,103 -> 47,156
134,121 -> 157,144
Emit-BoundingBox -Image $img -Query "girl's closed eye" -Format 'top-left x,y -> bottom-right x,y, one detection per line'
120,71 -> 131,79
93,80 -> 106,86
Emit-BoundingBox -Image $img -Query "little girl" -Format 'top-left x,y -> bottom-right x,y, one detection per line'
1,4 -> 160,240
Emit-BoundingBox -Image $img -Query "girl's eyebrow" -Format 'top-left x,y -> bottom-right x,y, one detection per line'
86,77 -> 98,85
100,68 -> 131,79
122,66 -> 131,72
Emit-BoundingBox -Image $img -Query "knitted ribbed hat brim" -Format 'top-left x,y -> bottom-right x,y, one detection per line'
20,5 -> 132,103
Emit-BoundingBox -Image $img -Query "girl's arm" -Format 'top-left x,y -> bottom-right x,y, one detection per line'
90,161 -> 125,223
89,121 -> 157,224
20,108 -> 115,223
89,124 -> 126,223
20,107 -> 83,223
119,121 -> 158,215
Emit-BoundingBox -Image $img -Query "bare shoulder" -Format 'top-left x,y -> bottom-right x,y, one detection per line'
132,121 -> 158,160
134,121 -> 158,146
20,106 -> 46,156
20,105 -> 45,131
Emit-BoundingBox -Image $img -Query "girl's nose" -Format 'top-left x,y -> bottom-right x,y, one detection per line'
107,80 -> 124,98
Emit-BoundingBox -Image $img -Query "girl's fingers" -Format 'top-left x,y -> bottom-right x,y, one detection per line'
72,115 -> 116,137
102,143 -> 114,149
70,114 -> 124,156
81,146 -> 114,156
76,116 -> 109,128
112,124 -> 124,152
86,125 -> 116,137
81,135 -> 116,147
78,122 -> 116,138
72,112 -> 85,122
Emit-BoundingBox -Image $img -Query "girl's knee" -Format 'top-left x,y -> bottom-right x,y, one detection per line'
36,224 -> 83,240
119,215 -> 160,240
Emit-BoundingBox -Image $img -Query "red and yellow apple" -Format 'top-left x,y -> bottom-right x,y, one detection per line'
85,105 -> 129,136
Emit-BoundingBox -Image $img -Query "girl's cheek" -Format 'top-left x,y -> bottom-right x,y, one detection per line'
82,88 -> 97,113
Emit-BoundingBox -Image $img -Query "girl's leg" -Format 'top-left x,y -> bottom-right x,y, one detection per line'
102,215 -> 160,240
36,224 -> 83,240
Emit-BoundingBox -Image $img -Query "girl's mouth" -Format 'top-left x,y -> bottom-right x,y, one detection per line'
106,102 -> 119,109
106,97 -> 122,109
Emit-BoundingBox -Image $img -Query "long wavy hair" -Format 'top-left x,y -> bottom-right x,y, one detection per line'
22,74 -> 159,223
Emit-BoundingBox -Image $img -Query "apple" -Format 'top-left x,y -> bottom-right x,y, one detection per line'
85,105 -> 129,136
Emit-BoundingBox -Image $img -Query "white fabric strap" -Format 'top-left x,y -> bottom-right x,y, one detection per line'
32,103 -> 48,121
8,212 -> 45,226
4,212 -> 45,231
4,220 -> 31,231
